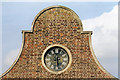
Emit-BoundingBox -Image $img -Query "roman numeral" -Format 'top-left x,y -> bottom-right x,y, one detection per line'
62,54 -> 66,57
60,51 -> 62,54
47,54 -> 51,57
45,58 -> 50,61
56,66 -> 58,70
51,65 -> 54,69
63,58 -> 68,61
59,65 -> 63,69
55,48 -> 58,53
51,50 -> 54,54
47,62 -> 51,66
62,62 -> 67,66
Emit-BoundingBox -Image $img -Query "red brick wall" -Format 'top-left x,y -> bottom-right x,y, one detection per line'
2,6 -> 114,79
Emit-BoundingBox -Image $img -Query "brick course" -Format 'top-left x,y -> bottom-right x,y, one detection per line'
1,6 -> 117,79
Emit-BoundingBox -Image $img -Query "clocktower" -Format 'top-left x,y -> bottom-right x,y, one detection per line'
1,6 -> 118,80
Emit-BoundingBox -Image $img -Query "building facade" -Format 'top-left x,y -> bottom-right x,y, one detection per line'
1,6 -> 118,80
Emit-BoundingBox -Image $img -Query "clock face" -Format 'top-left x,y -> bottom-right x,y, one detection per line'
44,47 -> 69,71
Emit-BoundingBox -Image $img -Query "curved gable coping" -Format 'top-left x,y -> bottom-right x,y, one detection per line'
22,30 -> 33,33
0,5 -> 115,79
0,5 -> 82,78
88,33 -> 115,78
81,31 -> 93,35
31,5 -> 83,32
0,32 -> 26,78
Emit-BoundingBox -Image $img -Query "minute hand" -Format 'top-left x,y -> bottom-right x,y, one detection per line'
57,57 -> 59,66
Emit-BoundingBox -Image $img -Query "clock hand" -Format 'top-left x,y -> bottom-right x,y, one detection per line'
57,56 -> 59,66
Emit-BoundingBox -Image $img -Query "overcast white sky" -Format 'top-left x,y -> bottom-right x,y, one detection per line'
83,5 -> 118,77
0,1 -> 119,78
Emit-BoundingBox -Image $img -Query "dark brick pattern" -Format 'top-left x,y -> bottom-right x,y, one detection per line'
1,6 -> 116,79
1,78 -> 119,80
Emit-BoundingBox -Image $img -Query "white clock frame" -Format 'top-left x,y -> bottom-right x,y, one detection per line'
41,44 -> 72,74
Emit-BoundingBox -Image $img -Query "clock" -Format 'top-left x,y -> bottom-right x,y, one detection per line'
42,44 -> 72,74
